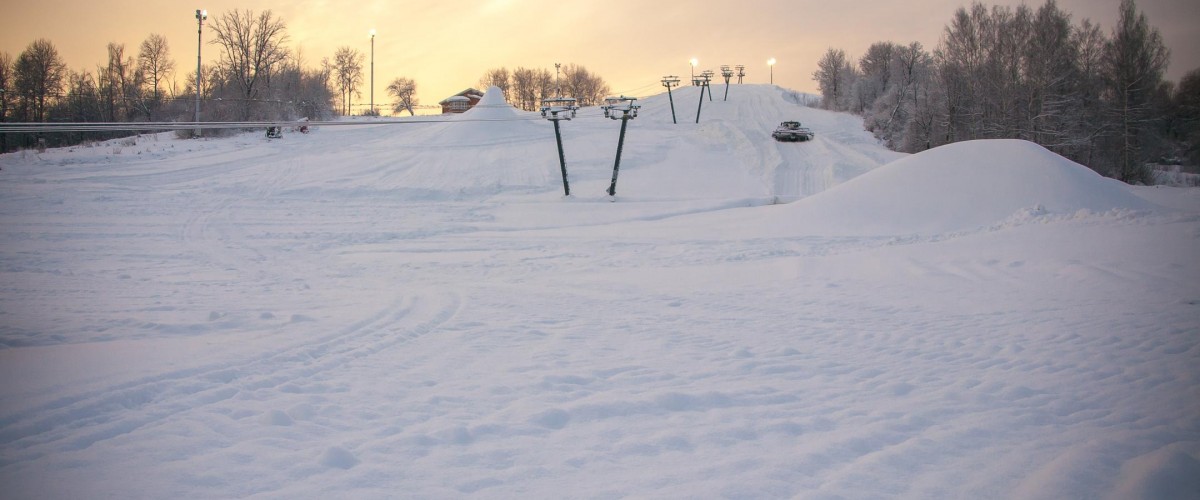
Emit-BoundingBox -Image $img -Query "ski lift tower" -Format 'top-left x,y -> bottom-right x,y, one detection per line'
601,96 -> 641,197
540,96 -> 578,196
701,70 -> 715,101
692,73 -> 711,124
736,65 -> 746,84
721,65 -> 734,101
661,76 -> 680,124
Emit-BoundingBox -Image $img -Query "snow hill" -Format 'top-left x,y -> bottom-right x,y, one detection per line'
1,84 -> 1198,499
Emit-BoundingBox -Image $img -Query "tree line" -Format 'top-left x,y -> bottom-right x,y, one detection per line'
478,64 -> 611,111
0,9 -> 425,152
811,0 -> 1198,184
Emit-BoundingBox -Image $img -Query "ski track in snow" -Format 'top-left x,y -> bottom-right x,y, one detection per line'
1,85 -> 1198,499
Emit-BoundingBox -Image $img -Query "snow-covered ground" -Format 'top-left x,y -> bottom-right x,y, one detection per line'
1,85 -> 1198,499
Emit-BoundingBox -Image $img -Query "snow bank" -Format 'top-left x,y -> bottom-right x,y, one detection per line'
779,139 -> 1157,235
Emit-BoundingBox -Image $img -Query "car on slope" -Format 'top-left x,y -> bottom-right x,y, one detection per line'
772,121 -> 814,142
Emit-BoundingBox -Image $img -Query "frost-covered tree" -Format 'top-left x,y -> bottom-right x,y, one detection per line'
1022,0 -> 1077,147
816,0 -> 1181,183
813,48 -> 854,111
1063,18 -> 1110,169
866,42 -> 938,152
386,77 -> 417,116
1101,0 -> 1170,183
855,42 -> 896,114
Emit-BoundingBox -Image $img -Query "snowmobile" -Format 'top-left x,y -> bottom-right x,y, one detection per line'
772,121 -> 814,142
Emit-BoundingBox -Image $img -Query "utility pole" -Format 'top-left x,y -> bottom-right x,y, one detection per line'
195,8 -> 206,138
602,96 -> 640,197
736,65 -> 745,84
541,96 -> 578,196
661,76 -> 680,124
702,70 -> 715,101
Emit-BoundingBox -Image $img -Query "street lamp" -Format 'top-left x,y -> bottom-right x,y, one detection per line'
690,58 -> 698,83
195,8 -> 207,137
768,58 -> 776,85
369,29 -> 376,115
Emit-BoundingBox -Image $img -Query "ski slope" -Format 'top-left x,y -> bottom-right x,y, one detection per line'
1,85 -> 1198,499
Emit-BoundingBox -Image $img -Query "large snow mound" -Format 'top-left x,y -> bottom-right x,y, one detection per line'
459,85 -> 520,121
412,85 -> 545,147
779,139 -> 1157,235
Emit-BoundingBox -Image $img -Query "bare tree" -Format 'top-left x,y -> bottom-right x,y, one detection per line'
1102,0 -> 1170,183
1175,68 -> 1200,167
1071,19 -> 1111,169
0,52 -> 12,152
14,38 -> 66,123
479,67 -> 511,101
561,64 -> 609,107
511,67 -> 538,111
209,9 -> 290,120
99,42 -> 136,122
138,34 -> 174,120
0,52 -> 10,122
386,77 -> 417,115
333,46 -> 363,115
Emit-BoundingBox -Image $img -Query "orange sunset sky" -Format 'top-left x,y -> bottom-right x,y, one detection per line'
2,0 -> 1197,114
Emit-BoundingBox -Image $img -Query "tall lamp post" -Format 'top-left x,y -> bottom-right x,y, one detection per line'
768,58 -> 776,85
369,29 -> 376,115
194,9 -> 207,137
690,58 -> 698,84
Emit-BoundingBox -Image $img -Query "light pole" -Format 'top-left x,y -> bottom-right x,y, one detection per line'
195,9 -> 206,137
690,58 -> 698,84
768,58 -> 776,85
369,29 -> 376,115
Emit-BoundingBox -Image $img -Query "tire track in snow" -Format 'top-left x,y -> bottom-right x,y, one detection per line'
0,289 -> 462,463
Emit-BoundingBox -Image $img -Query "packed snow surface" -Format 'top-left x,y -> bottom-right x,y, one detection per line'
1,85 -> 1198,499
